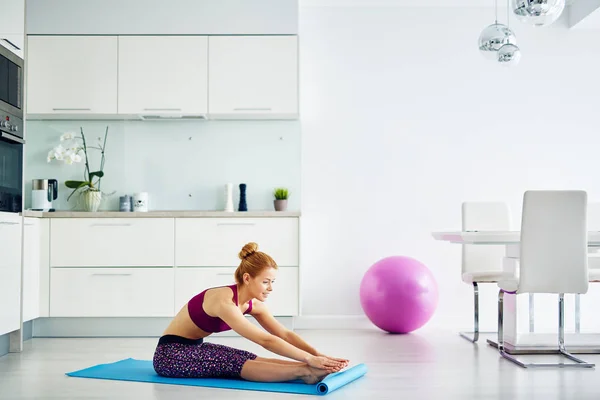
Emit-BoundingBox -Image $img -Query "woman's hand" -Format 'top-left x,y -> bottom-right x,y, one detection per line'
317,353 -> 350,368
306,355 -> 347,372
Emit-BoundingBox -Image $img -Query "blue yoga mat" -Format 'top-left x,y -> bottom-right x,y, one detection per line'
66,358 -> 367,396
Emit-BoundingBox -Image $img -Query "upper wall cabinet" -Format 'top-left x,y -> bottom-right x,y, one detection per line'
208,36 -> 298,119
26,36 -> 118,117
25,35 -> 298,120
118,36 -> 208,118
0,0 -> 24,59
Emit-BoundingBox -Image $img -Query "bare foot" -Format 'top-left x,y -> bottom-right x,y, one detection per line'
300,366 -> 332,384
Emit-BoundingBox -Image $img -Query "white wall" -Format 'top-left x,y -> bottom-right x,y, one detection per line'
25,120 -> 301,212
298,5 -> 600,333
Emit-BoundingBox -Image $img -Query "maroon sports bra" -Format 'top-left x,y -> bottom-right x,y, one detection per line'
187,284 -> 253,333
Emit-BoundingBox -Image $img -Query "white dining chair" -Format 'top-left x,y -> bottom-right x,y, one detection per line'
573,202 -> 600,333
497,190 -> 594,368
460,201 -> 512,342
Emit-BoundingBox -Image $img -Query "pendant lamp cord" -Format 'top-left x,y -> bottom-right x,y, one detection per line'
495,0 -> 498,23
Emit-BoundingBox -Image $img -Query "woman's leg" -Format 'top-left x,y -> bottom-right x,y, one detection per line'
154,340 -> 332,383
153,342 -> 201,378
254,356 -> 306,366
201,343 -> 332,383
240,359 -> 331,384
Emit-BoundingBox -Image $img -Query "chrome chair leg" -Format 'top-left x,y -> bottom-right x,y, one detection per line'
529,293 -> 535,333
575,294 -> 581,334
460,282 -> 480,342
497,289 -> 505,352
497,292 -> 594,369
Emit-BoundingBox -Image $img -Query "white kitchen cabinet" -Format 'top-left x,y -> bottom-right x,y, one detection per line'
23,218 -> 40,322
175,266 -> 298,316
0,0 -> 24,59
208,36 -> 298,119
50,218 -> 175,267
118,36 -> 208,117
38,219 -> 50,317
1,35 -> 24,59
176,217 -> 299,267
0,213 -> 22,335
32,215 -> 300,325
26,36 -> 118,116
50,267 -> 175,317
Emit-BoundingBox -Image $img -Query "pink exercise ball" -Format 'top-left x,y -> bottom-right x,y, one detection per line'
360,256 -> 438,334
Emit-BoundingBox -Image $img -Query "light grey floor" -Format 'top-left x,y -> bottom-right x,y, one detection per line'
1,328 -> 600,400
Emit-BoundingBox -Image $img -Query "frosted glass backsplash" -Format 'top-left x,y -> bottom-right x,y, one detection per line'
24,120 -> 301,212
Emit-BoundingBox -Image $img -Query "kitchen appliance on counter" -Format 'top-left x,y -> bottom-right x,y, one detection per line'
31,179 -> 58,211
0,44 -> 24,213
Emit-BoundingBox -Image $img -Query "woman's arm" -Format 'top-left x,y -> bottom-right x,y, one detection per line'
282,330 -> 320,356
217,301 -> 345,371
251,301 -> 350,365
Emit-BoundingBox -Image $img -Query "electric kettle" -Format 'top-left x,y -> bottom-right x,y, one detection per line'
31,179 -> 58,211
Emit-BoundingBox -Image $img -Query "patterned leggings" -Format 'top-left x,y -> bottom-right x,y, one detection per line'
153,335 -> 258,379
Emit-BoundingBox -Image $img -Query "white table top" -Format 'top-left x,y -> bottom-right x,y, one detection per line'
432,231 -> 600,246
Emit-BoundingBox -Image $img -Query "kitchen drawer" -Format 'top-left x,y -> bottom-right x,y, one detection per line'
0,264 -> 21,335
0,214 -> 22,335
51,218 -> 175,267
50,267 -> 175,317
175,266 -> 298,316
0,213 -> 22,268
23,218 -> 41,322
176,218 -> 298,267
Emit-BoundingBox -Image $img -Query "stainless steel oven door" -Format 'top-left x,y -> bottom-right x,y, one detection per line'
0,44 -> 23,130
0,131 -> 23,213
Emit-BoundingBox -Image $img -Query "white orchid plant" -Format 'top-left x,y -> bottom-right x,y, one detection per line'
47,126 -> 109,201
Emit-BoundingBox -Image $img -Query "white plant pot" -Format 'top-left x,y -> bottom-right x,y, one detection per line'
81,190 -> 102,212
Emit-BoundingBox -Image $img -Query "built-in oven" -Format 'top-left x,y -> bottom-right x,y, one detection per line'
0,43 -> 24,213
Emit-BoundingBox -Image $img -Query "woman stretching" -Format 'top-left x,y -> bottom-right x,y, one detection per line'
153,242 -> 349,383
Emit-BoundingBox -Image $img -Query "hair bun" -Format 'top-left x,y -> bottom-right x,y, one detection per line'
239,242 -> 259,260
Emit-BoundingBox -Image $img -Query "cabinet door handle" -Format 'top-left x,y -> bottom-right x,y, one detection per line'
91,273 -> 133,276
1,38 -> 20,50
217,273 -> 233,276
90,223 -> 133,227
0,221 -> 19,225
1,131 -> 25,144
52,108 -> 92,111
233,108 -> 272,111
216,223 -> 256,227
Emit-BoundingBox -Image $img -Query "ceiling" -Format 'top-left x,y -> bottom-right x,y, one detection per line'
300,0 -> 578,7
569,0 -> 600,28
300,0 -> 600,29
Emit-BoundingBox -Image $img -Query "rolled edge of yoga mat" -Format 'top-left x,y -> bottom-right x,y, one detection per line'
316,363 -> 368,395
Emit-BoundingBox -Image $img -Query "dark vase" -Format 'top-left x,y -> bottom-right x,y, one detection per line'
238,183 -> 248,212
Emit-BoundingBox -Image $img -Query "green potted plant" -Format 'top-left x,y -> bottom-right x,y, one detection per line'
273,187 -> 289,211
47,126 -> 109,212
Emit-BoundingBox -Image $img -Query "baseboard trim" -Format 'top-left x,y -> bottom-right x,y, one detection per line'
23,320 -> 33,341
293,315 -> 373,330
31,315 -> 373,338
0,333 -> 9,357
32,317 -> 295,338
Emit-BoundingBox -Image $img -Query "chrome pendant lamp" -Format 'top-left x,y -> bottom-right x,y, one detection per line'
512,0 -> 566,26
478,0 -> 521,66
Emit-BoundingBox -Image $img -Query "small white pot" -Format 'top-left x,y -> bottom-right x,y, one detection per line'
81,190 -> 102,212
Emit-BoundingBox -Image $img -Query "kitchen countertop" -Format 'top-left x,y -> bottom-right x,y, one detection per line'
22,210 -> 301,218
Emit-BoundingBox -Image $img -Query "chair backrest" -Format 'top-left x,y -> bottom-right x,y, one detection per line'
462,202 -> 511,275
587,202 -> 600,231
518,190 -> 588,294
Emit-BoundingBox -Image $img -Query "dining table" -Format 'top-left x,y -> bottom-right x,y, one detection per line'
432,230 -> 600,354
